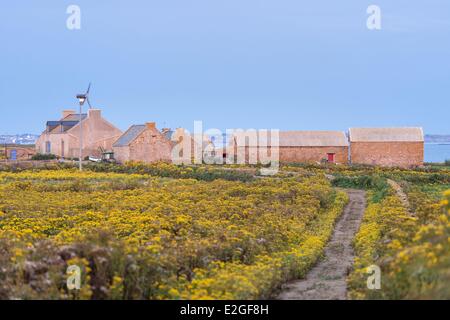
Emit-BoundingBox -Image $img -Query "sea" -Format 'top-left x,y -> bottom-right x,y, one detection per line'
425,144 -> 450,163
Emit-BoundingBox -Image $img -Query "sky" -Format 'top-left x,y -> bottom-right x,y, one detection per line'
1,1 -> 449,134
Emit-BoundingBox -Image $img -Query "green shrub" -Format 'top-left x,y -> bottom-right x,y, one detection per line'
332,174 -> 390,202
85,162 -> 255,182
31,153 -> 57,161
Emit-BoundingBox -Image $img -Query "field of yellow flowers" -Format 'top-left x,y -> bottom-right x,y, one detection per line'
279,163 -> 450,299
339,165 -> 450,299
0,167 -> 348,300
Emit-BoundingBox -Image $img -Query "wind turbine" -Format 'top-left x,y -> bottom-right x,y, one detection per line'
76,83 -> 93,109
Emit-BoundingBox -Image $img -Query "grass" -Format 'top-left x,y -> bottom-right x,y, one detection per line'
331,174 -> 390,203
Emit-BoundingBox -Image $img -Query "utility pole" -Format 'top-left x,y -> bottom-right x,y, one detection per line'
76,94 -> 86,171
76,83 -> 91,171
79,103 -> 83,171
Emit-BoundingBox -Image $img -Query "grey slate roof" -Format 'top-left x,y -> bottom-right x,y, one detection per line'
46,120 -> 85,127
349,127 -> 424,142
113,125 -> 146,147
45,114 -> 88,134
163,130 -> 174,141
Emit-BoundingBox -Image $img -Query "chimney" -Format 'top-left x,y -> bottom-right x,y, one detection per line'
175,128 -> 185,136
174,128 -> 187,142
88,109 -> 101,119
62,110 -> 75,119
146,122 -> 156,130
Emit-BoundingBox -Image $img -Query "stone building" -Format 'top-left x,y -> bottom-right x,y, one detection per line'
349,127 -> 424,168
1,145 -> 36,160
230,130 -> 349,164
163,128 -> 215,164
113,123 -> 173,164
35,109 -> 122,159
113,124 -> 215,164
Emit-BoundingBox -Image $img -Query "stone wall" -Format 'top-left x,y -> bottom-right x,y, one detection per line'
114,124 -> 173,164
113,146 -> 130,164
68,110 -> 122,158
1,146 -> 36,160
36,133 -> 67,157
129,128 -> 172,163
279,146 -> 348,163
233,146 -> 349,164
350,141 -> 424,167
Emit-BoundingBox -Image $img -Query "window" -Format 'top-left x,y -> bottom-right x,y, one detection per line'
45,141 -> 51,154
10,150 -> 17,161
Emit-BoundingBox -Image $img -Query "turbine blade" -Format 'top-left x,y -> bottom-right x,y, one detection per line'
87,96 -> 92,109
86,82 -> 91,95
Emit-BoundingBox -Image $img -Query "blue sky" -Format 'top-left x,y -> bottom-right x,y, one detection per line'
1,1 -> 449,134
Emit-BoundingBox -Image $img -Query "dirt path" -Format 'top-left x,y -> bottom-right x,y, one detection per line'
277,189 -> 366,300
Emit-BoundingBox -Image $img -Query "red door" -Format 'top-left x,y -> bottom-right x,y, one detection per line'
327,153 -> 335,163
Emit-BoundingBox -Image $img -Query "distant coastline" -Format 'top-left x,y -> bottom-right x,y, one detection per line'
425,143 -> 450,145
2,133 -> 450,146
425,134 -> 450,144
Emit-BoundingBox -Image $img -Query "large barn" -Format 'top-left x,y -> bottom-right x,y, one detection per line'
230,131 -> 349,164
349,127 -> 424,168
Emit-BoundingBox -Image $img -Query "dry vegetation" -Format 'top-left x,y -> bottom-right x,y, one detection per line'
0,164 -> 347,299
